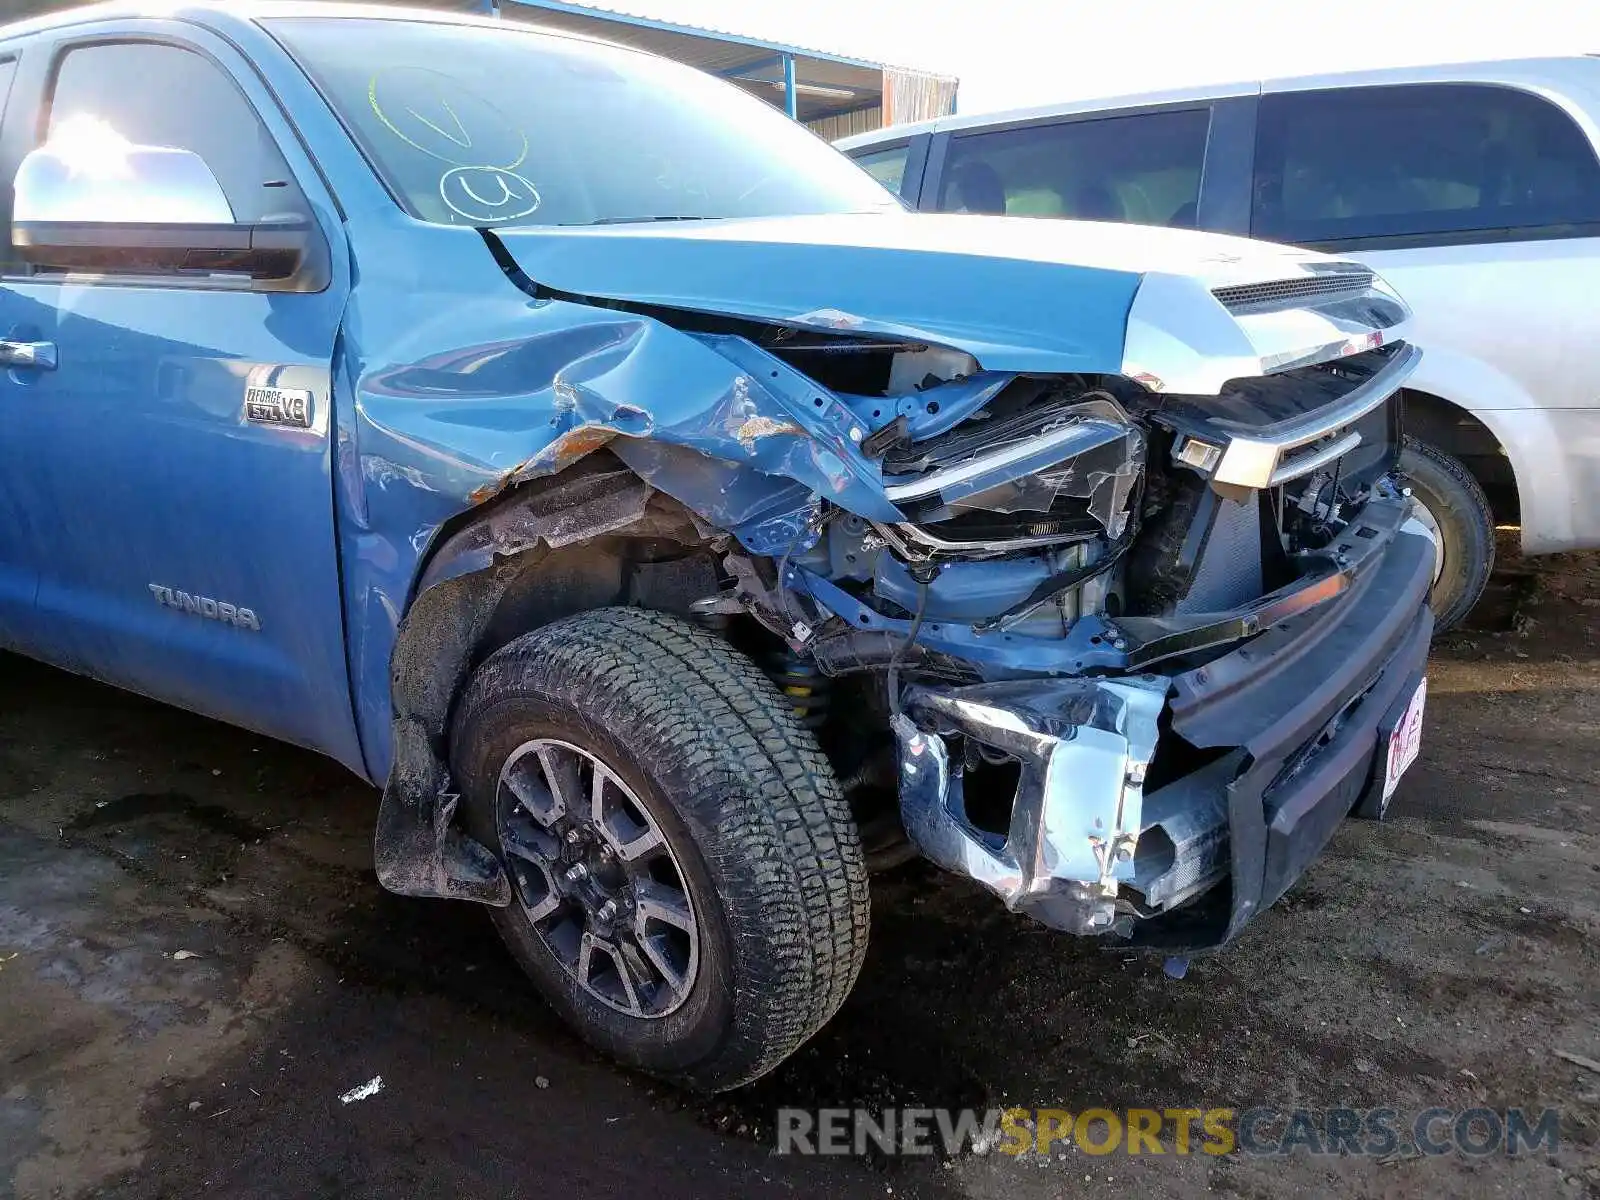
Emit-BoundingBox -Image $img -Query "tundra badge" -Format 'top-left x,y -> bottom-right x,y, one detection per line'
149,585 -> 261,631
244,385 -> 313,429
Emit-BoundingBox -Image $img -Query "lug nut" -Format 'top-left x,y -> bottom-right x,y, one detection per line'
596,899 -> 619,923
564,863 -> 589,884
565,828 -> 583,845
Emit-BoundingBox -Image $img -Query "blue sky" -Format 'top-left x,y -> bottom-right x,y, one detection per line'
562,0 -> 1600,114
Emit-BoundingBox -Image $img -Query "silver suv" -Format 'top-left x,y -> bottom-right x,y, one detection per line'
841,56 -> 1600,629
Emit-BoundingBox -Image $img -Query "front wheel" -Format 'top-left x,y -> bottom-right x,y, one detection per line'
1398,437 -> 1495,633
449,607 -> 870,1092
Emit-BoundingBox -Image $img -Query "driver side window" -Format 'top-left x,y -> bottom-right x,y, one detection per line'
42,40 -> 307,226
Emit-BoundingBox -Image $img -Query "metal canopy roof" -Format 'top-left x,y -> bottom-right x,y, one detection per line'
498,0 -> 892,123
0,0 -> 954,128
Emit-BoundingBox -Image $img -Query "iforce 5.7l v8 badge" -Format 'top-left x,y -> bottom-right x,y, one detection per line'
244,385 -> 314,429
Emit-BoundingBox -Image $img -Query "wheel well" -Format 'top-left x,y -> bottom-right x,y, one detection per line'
374,453 -> 724,902
1402,388 -> 1519,524
401,453 -> 722,755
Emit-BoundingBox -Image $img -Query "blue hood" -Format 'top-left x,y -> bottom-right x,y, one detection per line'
490,212 -> 1324,375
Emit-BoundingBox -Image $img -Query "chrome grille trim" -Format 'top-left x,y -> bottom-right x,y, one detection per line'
1207,342 -> 1420,489
1212,270 -> 1376,311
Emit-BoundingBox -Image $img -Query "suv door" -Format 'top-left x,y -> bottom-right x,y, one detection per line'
0,24 -> 362,766
1252,80 -> 1600,532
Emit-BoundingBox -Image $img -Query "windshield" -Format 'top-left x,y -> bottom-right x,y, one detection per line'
267,17 -> 902,228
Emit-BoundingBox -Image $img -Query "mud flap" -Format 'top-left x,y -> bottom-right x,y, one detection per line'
374,716 -> 510,905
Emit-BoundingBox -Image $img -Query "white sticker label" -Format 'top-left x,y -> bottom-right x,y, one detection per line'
1383,677 -> 1427,803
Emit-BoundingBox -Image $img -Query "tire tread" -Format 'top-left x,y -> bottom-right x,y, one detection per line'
451,607 -> 869,1090
1401,435 -> 1495,633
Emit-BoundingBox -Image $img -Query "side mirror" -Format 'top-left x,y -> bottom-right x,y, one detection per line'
11,121 -> 322,285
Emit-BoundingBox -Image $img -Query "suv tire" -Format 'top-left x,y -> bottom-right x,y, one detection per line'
450,607 -> 869,1091
1399,436 -> 1495,633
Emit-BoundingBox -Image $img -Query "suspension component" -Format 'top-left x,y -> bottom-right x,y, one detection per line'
690,601 -> 829,729
767,652 -> 830,730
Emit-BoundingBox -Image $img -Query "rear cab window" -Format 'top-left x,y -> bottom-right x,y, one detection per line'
1252,82 -> 1600,246
0,52 -> 18,271
934,107 -> 1211,227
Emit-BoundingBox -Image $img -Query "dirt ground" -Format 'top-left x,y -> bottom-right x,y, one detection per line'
2,538 -> 1597,1200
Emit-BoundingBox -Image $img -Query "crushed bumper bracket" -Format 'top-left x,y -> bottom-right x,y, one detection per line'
891,675 -> 1167,934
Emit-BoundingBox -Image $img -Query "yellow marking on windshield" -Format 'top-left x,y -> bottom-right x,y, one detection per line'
367,70 -> 529,171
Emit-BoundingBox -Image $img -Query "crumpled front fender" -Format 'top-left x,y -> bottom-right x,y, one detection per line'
354,300 -> 901,540
339,257 -> 907,786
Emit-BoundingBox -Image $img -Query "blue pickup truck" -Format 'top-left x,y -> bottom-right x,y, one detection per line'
0,2 -> 1434,1090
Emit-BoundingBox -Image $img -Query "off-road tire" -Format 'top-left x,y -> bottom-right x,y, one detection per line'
1399,437 -> 1495,633
450,607 -> 870,1091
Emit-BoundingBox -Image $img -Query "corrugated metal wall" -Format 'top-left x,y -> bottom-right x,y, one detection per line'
806,106 -> 884,140
882,67 -> 958,125
806,65 -> 955,139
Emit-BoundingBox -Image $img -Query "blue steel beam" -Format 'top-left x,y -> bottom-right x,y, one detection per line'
782,52 -> 797,119
501,0 -> 887,71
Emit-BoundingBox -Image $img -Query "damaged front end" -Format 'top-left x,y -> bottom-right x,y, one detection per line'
775,267 -> 1433,948
883,490 -> 1430,945
366,216 -> 1432,951
705,253 -> 1431,949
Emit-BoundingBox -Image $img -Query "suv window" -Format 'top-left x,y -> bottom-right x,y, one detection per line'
1253,83 -> 1600,245
43,41 -> 305,225
853,144 -> 911,198
936,109 -> 1210,226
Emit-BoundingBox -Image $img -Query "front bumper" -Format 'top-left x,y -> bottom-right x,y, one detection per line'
892,514 -> 1435,950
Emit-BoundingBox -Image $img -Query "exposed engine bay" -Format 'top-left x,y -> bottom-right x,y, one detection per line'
667,321 -> 1423,942
752,332 -> 1409,647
